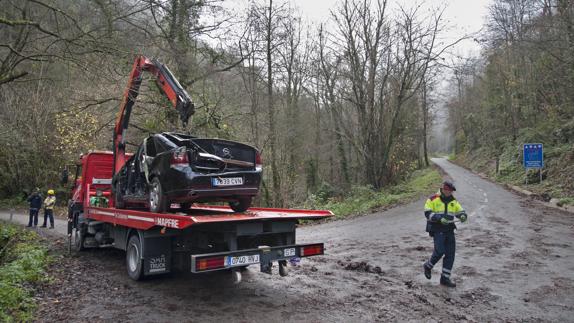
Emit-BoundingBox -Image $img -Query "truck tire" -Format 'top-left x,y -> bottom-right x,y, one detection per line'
229,197 -> 252,213
73,227 -> 85,252
126,235 -> 144,280
149,177 -> 167,213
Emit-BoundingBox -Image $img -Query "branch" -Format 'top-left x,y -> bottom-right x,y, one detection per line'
0,71 -> 29,85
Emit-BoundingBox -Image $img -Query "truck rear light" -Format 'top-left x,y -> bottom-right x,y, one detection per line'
255,151 -> 262,171
196,256 -> 225,271
170,148 -> 189,166
300,244 -> 323,257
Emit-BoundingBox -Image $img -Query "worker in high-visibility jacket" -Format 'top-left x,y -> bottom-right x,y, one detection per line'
41,189 -> 56,229
423,181 -> 467,287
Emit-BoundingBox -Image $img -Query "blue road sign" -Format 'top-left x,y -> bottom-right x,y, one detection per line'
523,143 -> 543,168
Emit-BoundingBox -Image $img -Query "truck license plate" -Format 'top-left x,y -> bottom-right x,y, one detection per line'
212,177 -> 243,186
226,254 -> 260,267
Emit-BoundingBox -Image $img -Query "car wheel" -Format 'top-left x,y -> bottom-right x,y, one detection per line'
229,197 -> 252,213
149,177 -> 167,213
126,234 -> 144,280
114,180 -> 125,209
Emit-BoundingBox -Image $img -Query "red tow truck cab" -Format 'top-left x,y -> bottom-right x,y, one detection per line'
68,151 -> 332,281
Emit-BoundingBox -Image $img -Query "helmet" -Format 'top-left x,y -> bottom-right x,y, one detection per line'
442,181 -> 456,191
47,189 -> 55,195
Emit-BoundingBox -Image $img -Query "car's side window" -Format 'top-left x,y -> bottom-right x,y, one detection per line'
146,137 -> 157,157
154,139 -> 167,155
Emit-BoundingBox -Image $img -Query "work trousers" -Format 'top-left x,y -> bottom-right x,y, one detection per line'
28,208 -> 39,227
43,209 -> 54,228
426,230 -> 456,279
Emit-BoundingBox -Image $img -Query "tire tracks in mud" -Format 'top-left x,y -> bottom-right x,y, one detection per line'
4,158 -> 574,322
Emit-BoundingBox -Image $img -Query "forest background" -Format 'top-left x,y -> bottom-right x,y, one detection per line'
1,0 -> 572,209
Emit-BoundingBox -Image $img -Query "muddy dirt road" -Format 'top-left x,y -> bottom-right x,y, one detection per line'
1,158 -> 573,322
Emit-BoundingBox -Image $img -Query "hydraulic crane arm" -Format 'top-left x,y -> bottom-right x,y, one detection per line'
113,55 -> 195,175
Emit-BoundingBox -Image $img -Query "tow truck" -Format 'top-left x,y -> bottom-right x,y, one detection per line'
66,55 -> 332,281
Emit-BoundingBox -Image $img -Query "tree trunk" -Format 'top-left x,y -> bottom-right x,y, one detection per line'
266,0 -> 282,207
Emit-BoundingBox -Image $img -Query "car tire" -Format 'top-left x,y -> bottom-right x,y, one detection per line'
126,234 -> 144,281
149,177 -> 167,213
114,180 -> 125,209
229,197 -> 252,213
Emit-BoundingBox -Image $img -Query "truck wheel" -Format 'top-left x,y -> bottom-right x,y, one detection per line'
73,227 -> 85,252
114,181 -> 125,209
229,197 -> 252,213
126,235 -> 144,280
149,177 -> 167,213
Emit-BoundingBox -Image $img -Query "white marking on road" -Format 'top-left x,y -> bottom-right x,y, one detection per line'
469,204 -> 486,218
483,192 -> 487,197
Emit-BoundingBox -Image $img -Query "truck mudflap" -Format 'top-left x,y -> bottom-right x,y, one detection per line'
190,243 -> 324,273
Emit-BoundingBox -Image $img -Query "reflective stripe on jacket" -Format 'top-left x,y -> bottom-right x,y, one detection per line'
424,192 -> 465,233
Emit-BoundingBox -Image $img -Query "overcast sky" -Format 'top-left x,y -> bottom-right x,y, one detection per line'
294,0 -> 493,57
225,0 -> 494,57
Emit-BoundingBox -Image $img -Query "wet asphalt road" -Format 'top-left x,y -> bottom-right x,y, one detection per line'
1,157 -> 573,322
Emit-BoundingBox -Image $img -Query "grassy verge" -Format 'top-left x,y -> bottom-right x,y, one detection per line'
304,167 -> 442,220
0,222 -> 51,322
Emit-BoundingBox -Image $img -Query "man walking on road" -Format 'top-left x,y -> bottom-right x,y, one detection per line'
26,188 -> 43,227
423,181 -> 467,287
41,189 -> 56,229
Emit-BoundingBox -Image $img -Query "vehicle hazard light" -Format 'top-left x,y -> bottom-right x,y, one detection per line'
300,244 -> 324,257
196,256 -> 225,271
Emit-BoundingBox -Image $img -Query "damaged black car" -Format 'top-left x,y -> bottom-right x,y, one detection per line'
112,132 -> 262,213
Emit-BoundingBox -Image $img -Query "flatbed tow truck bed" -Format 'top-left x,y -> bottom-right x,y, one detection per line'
85,205 -> 333,229
73,204 -> 332,280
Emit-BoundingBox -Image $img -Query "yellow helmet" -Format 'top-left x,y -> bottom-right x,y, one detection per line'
48,189 -> 55,195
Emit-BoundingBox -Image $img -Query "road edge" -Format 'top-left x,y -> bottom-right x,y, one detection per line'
442,158 -> 574,215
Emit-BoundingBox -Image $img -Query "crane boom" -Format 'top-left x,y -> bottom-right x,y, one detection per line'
113,55 -> 194,175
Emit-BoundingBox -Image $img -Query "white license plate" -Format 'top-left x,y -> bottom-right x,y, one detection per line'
212,177 -> 243,186
226,254 -> 260,267
284,248 -> 296,257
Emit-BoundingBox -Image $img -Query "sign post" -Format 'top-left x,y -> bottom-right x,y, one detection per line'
523,143 -> 544,184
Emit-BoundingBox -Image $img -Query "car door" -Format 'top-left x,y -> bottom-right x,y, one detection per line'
141,137 -> 157,183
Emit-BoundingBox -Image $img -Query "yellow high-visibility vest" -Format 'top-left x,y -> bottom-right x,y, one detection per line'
424,192 -> 465,218
44,196 -> 56,210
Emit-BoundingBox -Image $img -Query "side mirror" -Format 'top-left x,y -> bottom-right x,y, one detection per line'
60,169 -> 69,185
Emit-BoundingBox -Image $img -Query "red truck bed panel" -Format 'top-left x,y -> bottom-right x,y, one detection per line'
86,205 -> 333,230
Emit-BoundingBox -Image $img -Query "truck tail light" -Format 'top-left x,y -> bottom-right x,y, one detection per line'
255,151 -> 262,171
196,256 -> 225,271
300,244 -> 323,257
171,148 -> 189,166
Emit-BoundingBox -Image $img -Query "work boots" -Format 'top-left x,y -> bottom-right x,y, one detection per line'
423,263 -> 432,280
440,276 -> 456,288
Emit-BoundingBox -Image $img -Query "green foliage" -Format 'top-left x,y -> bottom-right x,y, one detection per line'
304,167 -> 442,219
0,223 -> 50,322
558,197 -> 574,206
454,126 -> 574,203
0,196 -> 27,208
